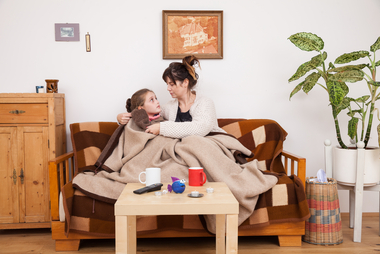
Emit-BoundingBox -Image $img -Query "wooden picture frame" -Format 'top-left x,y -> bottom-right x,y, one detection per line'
55,23 -> 80,41
162,10 -> 223,59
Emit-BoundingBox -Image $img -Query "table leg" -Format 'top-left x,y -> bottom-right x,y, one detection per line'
116,215 -> 136,254
216,214 -> 225,254
226,214 -> 238,254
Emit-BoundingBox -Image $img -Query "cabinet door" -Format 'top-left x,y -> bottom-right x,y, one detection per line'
0,127 -> 19,224
18,126 -> 50,223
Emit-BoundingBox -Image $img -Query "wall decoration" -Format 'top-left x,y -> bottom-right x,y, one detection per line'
85,32 -> 91,52
162,10 -> 223,59
55,23 -> 80,41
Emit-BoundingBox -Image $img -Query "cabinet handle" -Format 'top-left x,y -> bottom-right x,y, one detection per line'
18,168 -> 24,184
13,169 -> 17,185
9,110 -> 26,114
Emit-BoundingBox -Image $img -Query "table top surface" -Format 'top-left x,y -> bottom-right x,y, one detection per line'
115,182 -> 239,216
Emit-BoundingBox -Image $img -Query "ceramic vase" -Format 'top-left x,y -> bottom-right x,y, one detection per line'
333,146 -> 380,186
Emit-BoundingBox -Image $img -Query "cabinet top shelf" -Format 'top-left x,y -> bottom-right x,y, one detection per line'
0,93 -> 65,98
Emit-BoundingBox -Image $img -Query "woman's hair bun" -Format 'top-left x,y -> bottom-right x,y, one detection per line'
182,55 -> 200,81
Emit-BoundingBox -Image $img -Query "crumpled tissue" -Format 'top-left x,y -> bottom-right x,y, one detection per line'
309,169 -> 328,182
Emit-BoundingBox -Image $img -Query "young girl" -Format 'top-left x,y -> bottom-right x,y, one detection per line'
126,88 -> 165,131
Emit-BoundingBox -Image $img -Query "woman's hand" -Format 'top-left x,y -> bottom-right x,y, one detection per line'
146,123 -> 160,135
117,112 -> 132,125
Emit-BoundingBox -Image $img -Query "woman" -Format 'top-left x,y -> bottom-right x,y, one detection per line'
117,55 -> 225,138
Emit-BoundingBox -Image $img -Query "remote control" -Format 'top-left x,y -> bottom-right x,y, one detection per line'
133,183 -> 163,194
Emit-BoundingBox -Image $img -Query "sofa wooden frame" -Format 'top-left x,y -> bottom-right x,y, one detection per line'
49,149 -> 305,251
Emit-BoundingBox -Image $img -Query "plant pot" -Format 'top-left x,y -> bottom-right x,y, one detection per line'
333,146 -> 380,186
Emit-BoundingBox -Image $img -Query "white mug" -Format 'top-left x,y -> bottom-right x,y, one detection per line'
139,168 -> 161,186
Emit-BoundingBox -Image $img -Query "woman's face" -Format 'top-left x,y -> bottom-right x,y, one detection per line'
140,91 -> 161,116
166,77 -> 188,99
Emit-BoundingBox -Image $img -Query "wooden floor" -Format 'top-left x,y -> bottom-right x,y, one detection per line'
1,213 -> 380,254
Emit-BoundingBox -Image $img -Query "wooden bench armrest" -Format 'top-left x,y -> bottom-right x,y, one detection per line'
281,150 -> 306,184
49,151 -> 75,221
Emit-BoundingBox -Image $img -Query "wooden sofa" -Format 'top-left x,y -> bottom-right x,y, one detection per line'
48,119 -> 307,251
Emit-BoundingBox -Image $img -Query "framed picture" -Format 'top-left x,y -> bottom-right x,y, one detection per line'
162,10 -> 223,59
55,23 -> 80,41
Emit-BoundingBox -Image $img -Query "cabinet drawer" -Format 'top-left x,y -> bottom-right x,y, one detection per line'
0,104 -> 48,124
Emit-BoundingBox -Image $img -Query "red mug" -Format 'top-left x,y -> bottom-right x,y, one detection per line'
189,167 -> 207,186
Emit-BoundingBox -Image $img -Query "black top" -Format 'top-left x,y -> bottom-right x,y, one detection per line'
175,106 -> 192,122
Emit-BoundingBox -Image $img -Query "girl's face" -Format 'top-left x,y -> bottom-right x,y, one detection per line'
166,77 -> 188,99
140,91 -> 161,117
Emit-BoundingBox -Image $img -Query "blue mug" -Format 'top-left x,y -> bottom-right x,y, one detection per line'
36,86 -> 44,93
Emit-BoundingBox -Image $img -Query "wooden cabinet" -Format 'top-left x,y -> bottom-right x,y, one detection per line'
0,93 -> 66,229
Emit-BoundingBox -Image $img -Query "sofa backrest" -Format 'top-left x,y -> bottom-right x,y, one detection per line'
70,119 -> 287,175
218,118 -> 287,173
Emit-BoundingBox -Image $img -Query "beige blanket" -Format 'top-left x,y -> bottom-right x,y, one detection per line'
73,120 -> 278,233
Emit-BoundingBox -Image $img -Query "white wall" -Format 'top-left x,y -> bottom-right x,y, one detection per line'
1,0 -> 379,212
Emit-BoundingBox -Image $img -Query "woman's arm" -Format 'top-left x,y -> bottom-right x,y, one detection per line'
159,96 -> 220,139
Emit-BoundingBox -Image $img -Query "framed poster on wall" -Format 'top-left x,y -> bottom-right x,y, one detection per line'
162,10 -> 223,59
55,23 -> 80,41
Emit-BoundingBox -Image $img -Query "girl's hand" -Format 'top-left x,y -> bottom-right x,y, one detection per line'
145,123 -> 160,135
117,112 -> 132,125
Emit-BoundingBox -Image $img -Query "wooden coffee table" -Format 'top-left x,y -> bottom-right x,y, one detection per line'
115,182 -> 239,254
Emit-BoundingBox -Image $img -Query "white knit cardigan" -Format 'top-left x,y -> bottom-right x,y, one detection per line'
160,95 -> 226,139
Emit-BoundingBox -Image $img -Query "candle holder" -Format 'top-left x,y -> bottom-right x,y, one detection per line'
45,79 -> 59,93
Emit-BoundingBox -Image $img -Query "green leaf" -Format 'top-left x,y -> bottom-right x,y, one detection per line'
335,96 -> 351,115
356,95 -> 370,103
368,80 -> 380,86
327,64 -> 367,73
289,81 -> 305,100
330,69 -> 364,83
347,109 -> 362,117
328,62 -> 335,70
288,53 -> 326,82
334,51 -> 370,64
288,32 -> 324,52
348,117 -> 359,139
370,37 -> 380,52
327,81 -> 346,106
302,72 -> 321,94
375,60 -> 380,67
340,82 -> 349,95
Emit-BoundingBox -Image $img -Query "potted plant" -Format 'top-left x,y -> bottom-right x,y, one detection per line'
288,32 -> 380,185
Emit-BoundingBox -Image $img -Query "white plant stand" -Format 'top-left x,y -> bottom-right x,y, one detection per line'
325,140 -> 380,242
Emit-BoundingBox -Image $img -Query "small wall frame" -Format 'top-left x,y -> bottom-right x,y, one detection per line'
162,10 -> 223,59
55,23 -> 80,41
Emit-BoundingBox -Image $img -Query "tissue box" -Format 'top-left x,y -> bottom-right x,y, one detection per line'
303,177 -> 343,245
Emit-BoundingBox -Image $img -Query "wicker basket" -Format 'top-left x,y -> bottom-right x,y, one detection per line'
303,177 -> 343,245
